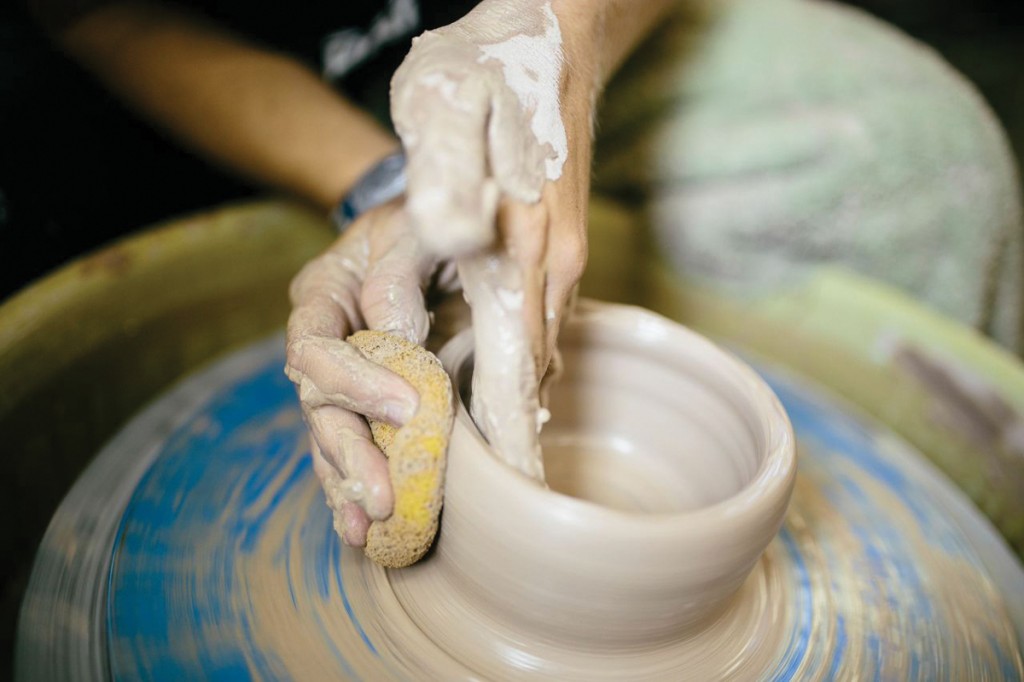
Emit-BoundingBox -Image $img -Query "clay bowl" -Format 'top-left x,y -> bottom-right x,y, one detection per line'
389,300 -> 796,672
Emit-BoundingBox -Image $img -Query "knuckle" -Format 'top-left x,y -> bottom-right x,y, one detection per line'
504,209 -> 549,265
285,327 -> 319,362
295,375 -> 324,408
284,335 -> 308,376
553,233 -> 588,285
287,259 -> 319,304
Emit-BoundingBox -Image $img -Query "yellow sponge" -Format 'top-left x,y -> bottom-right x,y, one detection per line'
347,330 -> 454,568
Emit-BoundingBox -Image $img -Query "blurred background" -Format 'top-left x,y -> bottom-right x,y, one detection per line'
0,0 -> 1022,301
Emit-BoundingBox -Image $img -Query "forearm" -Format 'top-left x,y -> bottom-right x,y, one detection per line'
454,0 -> 674,114
53,0 -> 397,208
553,0 -> 675,136
556,0 -> 676,87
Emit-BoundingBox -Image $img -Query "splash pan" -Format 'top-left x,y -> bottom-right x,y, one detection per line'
16,305 -> 1024,680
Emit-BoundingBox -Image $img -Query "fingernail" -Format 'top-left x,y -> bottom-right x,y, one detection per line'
344,530 -> 366,548
331,511 -> 349,544
384,399 -> 416,425
364,481 -> 394,522
340,478 -> 365,504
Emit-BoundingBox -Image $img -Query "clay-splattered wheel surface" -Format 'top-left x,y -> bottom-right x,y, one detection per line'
17,333 -> 1024,681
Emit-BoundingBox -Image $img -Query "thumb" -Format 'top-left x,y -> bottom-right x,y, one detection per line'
360,209 -> 434,344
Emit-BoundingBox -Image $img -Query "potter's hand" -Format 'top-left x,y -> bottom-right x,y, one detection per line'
285,202 -> 449,546
390,0 -> 592,382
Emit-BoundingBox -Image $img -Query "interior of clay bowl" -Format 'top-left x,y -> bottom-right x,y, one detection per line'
539,324 -> 769,514
402,300 -> 796,656
448,300 -> 793,517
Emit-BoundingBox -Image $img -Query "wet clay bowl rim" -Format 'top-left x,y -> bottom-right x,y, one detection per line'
421,299 -> 797,651
440,299 -> 797,532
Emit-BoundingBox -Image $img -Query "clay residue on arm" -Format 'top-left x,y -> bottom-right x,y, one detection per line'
474,1 -> 568,185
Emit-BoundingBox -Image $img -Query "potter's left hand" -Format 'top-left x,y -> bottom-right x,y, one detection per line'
285,201 -> 456,546
390,0 -> 595,382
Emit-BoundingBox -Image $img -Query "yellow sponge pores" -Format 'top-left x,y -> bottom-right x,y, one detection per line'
347,330 -> 454,568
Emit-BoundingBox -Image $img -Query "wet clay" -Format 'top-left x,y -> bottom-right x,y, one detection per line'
391,0 -> 566,247
388,301 -> 796,650
457,253 -> 545,480
249,304 -> 800,678
28,319 -> 1024,680
475,1 -> 567,183
389,0 -> 570,479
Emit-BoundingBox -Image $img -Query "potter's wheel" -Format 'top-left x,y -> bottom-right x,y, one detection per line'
17,333 -> 1024,680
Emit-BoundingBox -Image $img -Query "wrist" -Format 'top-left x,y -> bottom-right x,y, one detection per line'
315,114 -> 401,210
331,150 -> 407,232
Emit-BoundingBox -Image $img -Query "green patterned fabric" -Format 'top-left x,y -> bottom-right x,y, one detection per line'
591,0 -> 1023,353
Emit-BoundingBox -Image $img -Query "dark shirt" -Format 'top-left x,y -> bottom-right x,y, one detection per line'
0,0 -> 475,298
32,0 -> 475,91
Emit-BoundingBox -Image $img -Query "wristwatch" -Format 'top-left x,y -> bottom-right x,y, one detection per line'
330,150 -> 407,233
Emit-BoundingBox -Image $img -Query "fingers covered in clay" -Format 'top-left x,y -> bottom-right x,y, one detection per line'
286,331 -> 418,425
312,443 -> 375,546
348,330 -> 454,568
497,184 -> 586,390
387,3 -> 593,483
393,63 -> 499,257
306,405 -> 393,520
390,1 -> 568,259
360,207 -> 435,344
285,203 -> 441,538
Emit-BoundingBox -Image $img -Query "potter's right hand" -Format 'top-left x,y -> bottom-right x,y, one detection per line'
285,201 -> 444,546
388,3 -> 594,474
